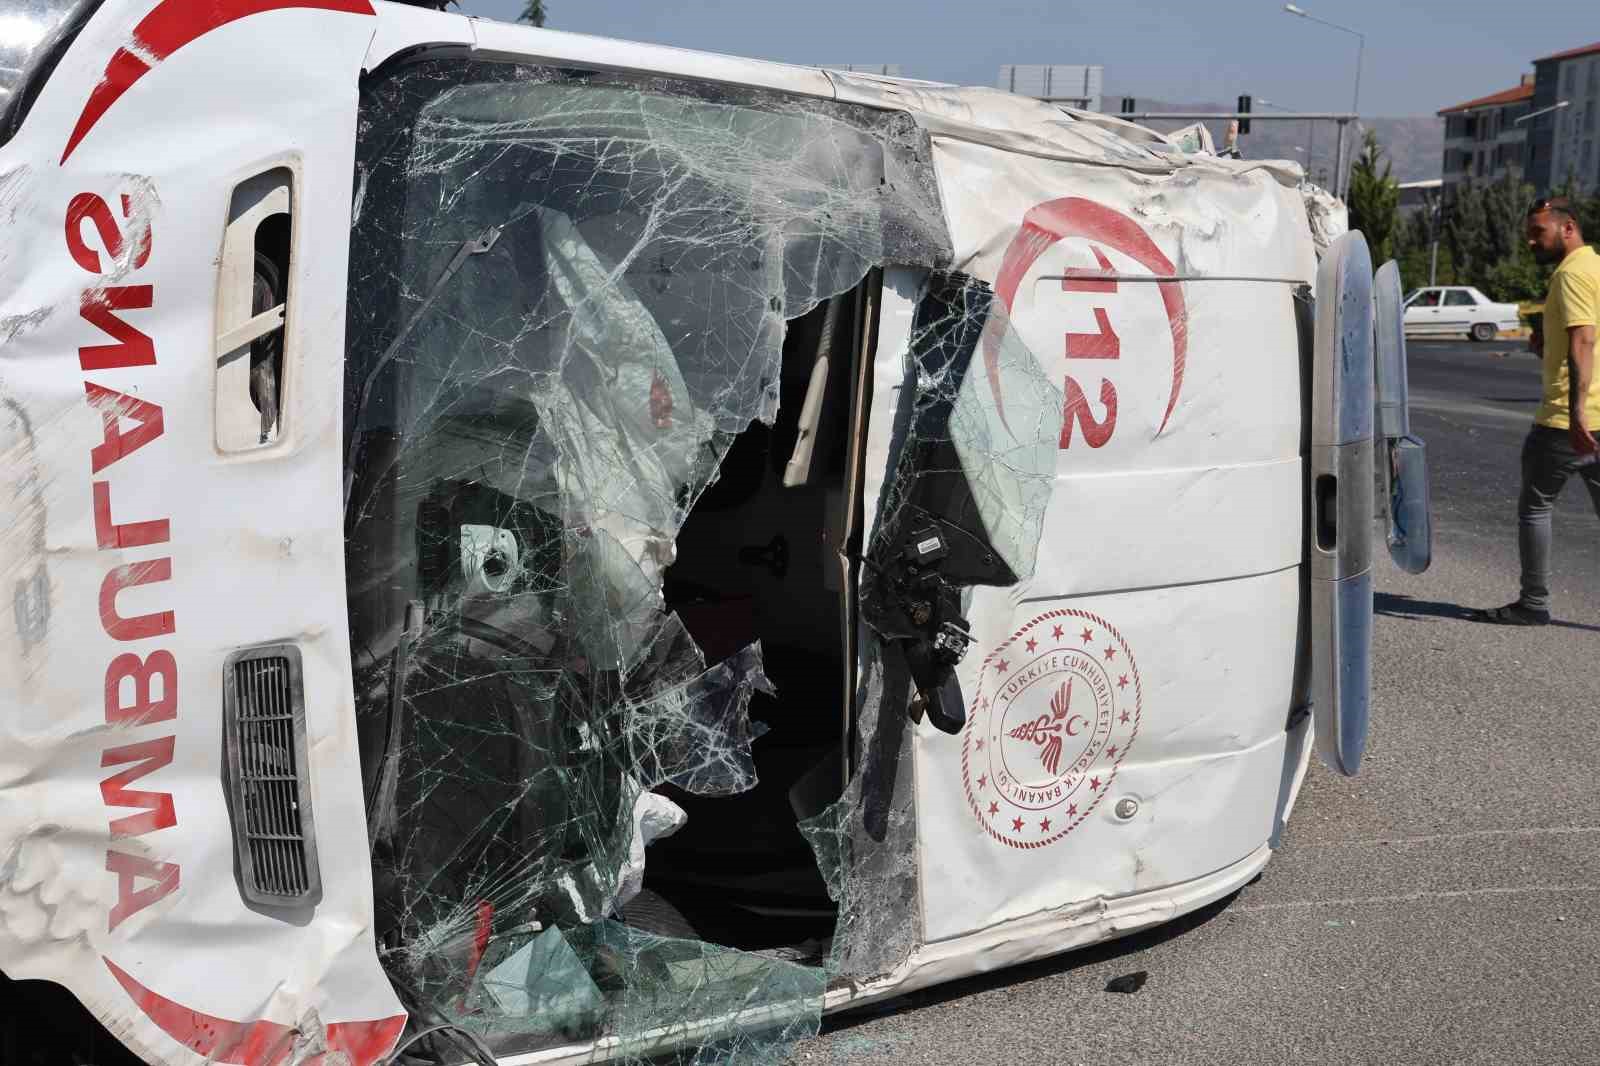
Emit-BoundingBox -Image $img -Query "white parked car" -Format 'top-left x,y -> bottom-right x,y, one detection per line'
1403,286 -> 1522,341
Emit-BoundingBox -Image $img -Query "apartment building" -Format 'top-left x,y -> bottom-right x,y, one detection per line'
1527,42 -> 1600,194
1438,76 -> 1534,195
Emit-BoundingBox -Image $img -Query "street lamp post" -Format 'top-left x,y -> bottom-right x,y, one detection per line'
1283,3 -> 1365,199
1513,100 -> 1568,192
1513,99 -> 1569,126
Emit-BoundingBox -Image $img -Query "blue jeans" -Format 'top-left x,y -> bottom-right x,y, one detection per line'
1519,426 -> 1600,611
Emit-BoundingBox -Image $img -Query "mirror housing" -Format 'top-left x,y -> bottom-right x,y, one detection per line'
1374,259 -> 1433,575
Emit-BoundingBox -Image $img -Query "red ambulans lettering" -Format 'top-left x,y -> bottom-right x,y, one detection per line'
99,559 -> 175,641
66,192 -> 153,274
101,737 -> 178,839
103,651 -> 178,726
84,382 -> 164,473
78,287 -> 157,371
68,190 -> 180,931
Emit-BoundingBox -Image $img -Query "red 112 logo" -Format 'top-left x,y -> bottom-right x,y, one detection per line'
991,198 -> 1189,450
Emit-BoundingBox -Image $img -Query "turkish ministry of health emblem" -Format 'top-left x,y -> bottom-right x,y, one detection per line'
962,609 -> 1142,849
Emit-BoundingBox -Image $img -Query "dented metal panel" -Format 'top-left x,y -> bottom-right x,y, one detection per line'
909,138 -> 1317,944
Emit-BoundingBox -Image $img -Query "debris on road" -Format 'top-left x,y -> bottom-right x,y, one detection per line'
1104,971 -> 1149,994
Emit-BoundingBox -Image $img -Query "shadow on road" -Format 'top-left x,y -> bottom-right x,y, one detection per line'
818,889 -> 1243,1035
1375,592 -> 1600,633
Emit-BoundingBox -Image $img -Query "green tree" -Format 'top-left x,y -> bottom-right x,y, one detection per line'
1347,130 -> 1400,264
518,0 -> 546,24
1442,182 -> 1488,281
1482,247 -> 1547,303
1395,206 -> 1454,291
1578,198 -> 1600,241
1443,173 -> 1537,288
1480,174 -> 1533,266
1554,177 -> 1600,240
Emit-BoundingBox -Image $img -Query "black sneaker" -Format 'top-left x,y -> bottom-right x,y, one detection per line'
1472,601 -> 1551,626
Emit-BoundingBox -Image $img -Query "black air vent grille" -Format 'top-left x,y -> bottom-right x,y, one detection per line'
224,646 -> 321,907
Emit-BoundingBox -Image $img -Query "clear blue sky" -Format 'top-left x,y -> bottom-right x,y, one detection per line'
456,0 -> 1588,117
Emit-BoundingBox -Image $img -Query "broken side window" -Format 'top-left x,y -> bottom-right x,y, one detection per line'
859,273 -> 1062,733
341,58 -> 955,1063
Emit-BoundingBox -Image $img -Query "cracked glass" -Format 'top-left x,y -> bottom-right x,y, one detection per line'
342,57 -> 1057,1064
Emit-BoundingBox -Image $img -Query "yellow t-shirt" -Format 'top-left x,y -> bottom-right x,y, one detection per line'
1536,244 -> 1600,429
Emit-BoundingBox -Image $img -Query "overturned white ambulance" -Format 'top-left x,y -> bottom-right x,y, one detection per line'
0,1 -> 1431,1063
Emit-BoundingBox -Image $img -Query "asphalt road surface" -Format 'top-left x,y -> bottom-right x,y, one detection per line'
796,339 -> 1600,1066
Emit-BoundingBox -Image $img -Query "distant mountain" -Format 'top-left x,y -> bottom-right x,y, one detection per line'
1098,96 -> 1443,185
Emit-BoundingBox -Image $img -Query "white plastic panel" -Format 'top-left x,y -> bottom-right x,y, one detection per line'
0,1 -> 405,1061
1031,459 -> 1302,599
918,569 -> 1299,941
898,138 -> 1312,945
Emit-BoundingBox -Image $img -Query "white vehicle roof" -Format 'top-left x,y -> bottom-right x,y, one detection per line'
378,4 -> 1310,184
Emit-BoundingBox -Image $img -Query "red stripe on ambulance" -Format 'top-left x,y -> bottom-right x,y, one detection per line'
67,190 -> 181,932
59,0 -> 375,164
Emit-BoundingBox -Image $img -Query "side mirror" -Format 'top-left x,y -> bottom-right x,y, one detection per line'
1373,260 -> 1432,575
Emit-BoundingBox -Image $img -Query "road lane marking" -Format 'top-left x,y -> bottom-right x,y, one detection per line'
1301,826 -> 1600,849
1408,389 -> 1535,425
1236,884 -> 1600,912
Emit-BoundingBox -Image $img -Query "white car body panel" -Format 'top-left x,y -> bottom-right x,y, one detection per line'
0,2 -> 407,1064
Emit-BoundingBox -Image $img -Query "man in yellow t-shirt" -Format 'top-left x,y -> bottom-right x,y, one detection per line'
1477,197 -> 1600,625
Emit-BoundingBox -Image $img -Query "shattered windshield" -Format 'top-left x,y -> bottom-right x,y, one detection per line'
342,58 -> 955,1061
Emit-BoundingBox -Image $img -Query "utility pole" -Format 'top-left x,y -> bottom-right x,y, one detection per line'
1398,178 -> 1444,285
1119,111 -> 1358,122
1283,4 -> 1365,199
1090,109 -> 1359,197
1121,110 -> 1357,191
1427,189 -> 1444,286
1332,118 -> 1348,200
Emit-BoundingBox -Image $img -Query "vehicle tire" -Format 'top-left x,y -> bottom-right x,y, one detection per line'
1471,322 -> 1497,342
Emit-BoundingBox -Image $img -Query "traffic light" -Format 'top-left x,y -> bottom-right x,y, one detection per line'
1237,95 -> 1252,134
1121,97 -> 1135,115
